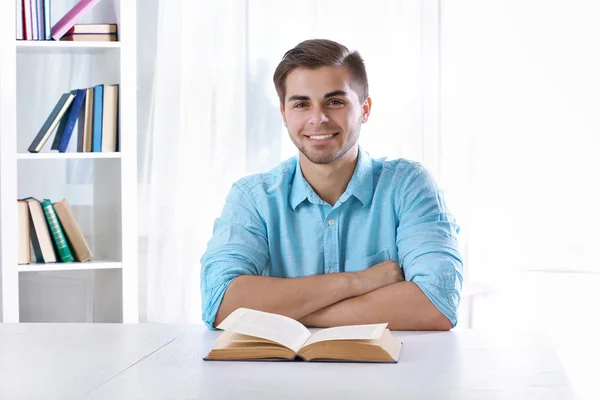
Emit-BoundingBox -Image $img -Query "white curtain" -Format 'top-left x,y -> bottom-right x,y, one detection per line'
138,0 -> 427,323
137,0 -> 247,323
440,2 -> 600,398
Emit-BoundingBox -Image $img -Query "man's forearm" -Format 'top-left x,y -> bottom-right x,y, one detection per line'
214,273 -> 378,327
299,281 -> 453,331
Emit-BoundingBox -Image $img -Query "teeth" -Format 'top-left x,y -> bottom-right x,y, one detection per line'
309,134 -> 334,140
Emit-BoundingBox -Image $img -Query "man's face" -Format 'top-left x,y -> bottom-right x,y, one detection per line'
280,66 -> 371,165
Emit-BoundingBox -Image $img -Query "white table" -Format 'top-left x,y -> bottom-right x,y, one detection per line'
0,324 -> 574,399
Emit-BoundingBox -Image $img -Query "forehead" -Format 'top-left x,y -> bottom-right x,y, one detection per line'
285,66 -> 352,97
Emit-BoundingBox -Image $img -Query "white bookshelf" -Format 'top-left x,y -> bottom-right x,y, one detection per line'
0,0 -> 138,323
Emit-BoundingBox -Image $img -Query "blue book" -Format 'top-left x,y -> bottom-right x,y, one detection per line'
37,0 -> 45,40
57,89 -> 86,152
27,92 -> 75,153
92,84 -> 104,152
51,107 -> 71,150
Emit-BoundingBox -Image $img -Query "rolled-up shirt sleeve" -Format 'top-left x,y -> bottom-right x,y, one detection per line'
201,183 -> 269,329
396,164 -> 463,327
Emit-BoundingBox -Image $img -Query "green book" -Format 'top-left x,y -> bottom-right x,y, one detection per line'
41,199 -> 74,263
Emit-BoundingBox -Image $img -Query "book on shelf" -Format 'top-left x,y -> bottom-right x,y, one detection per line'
22,197 -> 57,263
30,0 -> 39,40
60,33 -> 117,42
27,85 -> 119,153
41,199 -> 74,263
16,0 -> 52,40
27,92 -> 75,153
51,0 -> 103,41
77,87 -> 94,152
16,0 -> 24,40
204,308 -> 403,363
52,199 -> 93,262
51,89 -> 87,153
92,84 -> 104,152
17,200 -> 31,264
18,198 -> 93,264
102,85 -> 119,152
16,0 -> 115,42
67,23 -> 118,35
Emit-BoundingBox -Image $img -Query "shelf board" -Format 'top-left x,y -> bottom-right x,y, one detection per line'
16,40 -> 121,54
17,152 -> 121,160
18,261 -> 123,273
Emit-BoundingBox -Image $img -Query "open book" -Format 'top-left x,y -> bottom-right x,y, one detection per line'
204,308 -> 402,363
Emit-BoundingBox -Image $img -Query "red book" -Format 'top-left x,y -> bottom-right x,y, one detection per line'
23,0 -> 33,40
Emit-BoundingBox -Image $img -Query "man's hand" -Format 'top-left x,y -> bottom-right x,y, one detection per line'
352,259 -> 405,294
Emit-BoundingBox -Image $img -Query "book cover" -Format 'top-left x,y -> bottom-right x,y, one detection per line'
51,100 -> 72,150
18,200 -> 31,264
58,89 -> 86,152
53,199 -> 92,262
60,33 -> 117,42
101,85 -> 118,152
31,0 -> 39,40
41,200 -> 73,263
44,0 -> 51,40
23,197 -> 57,263
28,92 -> 75,153
51,0 -> 103,41
77,87 -> 94,152
36,0 -> 45,40
16,0 -> 24,40
66,23 -> 118,34
23,0 -> 33,40
92,84 -> 104,152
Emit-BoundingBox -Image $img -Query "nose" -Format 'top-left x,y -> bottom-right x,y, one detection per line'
308,106 -> 330,126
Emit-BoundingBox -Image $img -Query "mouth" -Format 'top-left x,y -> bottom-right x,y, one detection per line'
304,132 -> 339,142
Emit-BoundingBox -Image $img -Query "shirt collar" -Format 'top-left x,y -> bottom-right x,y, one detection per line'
344,146 -> 374,207
289,146 -> 374,210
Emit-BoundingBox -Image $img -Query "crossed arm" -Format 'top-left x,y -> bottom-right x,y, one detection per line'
213,260 -> 453,331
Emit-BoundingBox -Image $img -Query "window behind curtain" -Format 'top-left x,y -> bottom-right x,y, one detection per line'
245,0 -> 425,173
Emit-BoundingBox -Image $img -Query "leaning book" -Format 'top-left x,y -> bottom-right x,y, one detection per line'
204,308 -> 402,363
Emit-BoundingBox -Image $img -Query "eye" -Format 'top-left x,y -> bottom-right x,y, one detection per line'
294,102 -> 308,109
329,99 -> 344,106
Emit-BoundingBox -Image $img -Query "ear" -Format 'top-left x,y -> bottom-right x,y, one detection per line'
361,97 -> 372,123
280,103 -> 287,126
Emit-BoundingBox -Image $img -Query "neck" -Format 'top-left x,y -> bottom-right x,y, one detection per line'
299,145 -> 359,206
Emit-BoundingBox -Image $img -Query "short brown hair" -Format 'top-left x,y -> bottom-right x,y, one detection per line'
273,39 -> 369,105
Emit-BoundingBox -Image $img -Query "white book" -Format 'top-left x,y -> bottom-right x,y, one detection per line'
16,0 -> 24,40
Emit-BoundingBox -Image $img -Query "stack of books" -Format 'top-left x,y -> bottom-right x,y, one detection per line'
27,84 -> 119,153
16,0 -> 116,41
17,198 -> 93,264
60,23 -> 118,42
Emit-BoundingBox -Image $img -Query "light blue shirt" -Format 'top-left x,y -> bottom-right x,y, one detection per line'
201,147 -> 463,329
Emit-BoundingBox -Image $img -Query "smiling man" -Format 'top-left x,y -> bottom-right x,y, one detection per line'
201,39 -> 463,331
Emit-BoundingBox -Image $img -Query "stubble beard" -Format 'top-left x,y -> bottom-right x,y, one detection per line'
294,117 -> 362,165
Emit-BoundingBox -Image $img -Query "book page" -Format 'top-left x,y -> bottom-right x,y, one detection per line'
216,331 -> 278,344
302,323 -> 388,347
216,308 -> 311,353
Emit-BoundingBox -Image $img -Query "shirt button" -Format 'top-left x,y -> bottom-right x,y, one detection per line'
328,219 -> 335,226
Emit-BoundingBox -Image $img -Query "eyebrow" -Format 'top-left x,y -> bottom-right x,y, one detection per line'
287,90 -> 348,102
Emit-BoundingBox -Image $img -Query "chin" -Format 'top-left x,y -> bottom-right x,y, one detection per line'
301,148 -> 345,165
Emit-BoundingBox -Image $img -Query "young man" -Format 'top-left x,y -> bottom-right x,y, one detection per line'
201,39 -> 463,331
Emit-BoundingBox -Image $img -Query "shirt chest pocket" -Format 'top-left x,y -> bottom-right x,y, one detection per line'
343,249 -> 391,273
